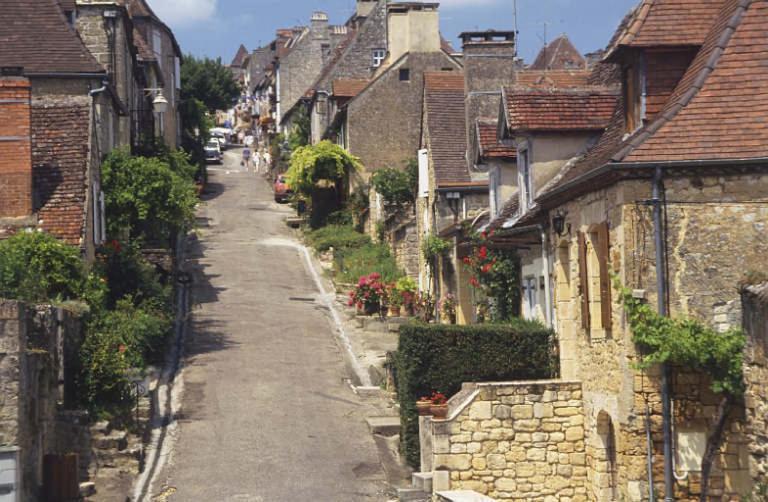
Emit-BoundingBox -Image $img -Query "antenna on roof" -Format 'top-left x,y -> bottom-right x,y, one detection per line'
513,0 -> 519,57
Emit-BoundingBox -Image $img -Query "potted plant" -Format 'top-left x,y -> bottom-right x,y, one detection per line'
430,391 -> 448,419
416,396 -> 432,416
385,283 -> 402,317
395,277 -> 418,316
439,294 -> 457,324
347,272 -> 385,315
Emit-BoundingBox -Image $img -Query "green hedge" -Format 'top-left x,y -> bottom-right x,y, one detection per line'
395,321 -> 559,467
305,224 -> 371,252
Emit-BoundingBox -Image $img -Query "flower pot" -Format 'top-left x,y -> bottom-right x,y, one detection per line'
364,302 -> 379,316
388,305 -> 402,317
430,404 -> 449,419
416,400 -> 432,416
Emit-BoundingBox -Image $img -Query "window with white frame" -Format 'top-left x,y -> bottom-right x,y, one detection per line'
372,49 -> 386,68
418,149 -> 429,197
489,166 -> 501,217
518,147 -> 532,209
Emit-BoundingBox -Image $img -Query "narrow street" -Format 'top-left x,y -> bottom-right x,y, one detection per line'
155,149 -> 388,501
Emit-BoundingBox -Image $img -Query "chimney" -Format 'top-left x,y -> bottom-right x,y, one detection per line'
356,0 -> 376,18
459,31 -> 518,165
0,71 -> 32,219
387,3 -> 440,63
311,11 -> 329,32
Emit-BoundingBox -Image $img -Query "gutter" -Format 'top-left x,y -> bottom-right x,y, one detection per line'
28,72 -> 107,79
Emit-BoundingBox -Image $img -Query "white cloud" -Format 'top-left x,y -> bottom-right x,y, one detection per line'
148,0 -> 218,27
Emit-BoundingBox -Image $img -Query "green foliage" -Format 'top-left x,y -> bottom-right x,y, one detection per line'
180,54 -> 240,112
286,141 -> 361,196
464,234 -> 521,322
336,242 -> 404,284
305,225 -> 371,252
0,231 -> 85,303
395,321 -> 559,467
288,106 -> 310,153
102,148 -> 197,242
81,298 -> 171,407
371,167 -> 414,206
422,235 -> 451,261
615,278 -> 746,397
395,276 -> 417,294
97,242 -> 172,314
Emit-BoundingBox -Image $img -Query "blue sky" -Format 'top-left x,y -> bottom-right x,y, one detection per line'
150,0 -> 638,65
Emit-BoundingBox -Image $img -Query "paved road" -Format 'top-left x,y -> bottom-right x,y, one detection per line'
157,150 -> 388,501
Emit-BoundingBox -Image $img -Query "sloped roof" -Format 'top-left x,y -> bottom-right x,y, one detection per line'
332,78 -> 369,98
530,34 -> 586,70
133,28 -> 155,61
0,0 -> 105,76
477,120 -> 516,159
623,0 -> 765,162
231,44 -> 249,67
515,70 -> 591,89
424,71 -> 469,185
503,87 -> 619,132
608,0 -> 725,51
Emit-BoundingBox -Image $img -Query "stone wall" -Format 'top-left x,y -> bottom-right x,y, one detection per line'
429,380 -> 589,500
742,284 -> 768,494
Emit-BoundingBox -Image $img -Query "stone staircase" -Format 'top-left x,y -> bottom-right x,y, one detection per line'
397,472 -> 432,501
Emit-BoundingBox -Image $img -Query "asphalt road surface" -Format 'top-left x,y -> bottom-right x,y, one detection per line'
156,150 -> 388,501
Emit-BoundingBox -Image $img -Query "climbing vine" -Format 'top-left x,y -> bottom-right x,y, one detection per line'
285,140 -> 361,196
615,278 -> 746,501
464,232 -> 520,322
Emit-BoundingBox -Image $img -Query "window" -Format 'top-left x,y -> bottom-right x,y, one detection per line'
418,148 -> 429,197
399,68 -> 410,81
152,28 -> 162,60
623,53 -> 645,133
174,57 -> 181,89
372,49 -> 386,68
321,44 -> 331,61
518,148 -> 532,209
489,166 -> 501,217
577,222 -> 612,340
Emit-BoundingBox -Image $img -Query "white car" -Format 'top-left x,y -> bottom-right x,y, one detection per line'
204,140 -> 222,163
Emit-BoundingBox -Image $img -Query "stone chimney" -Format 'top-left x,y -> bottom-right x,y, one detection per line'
0,72 -> 33,218
459,31 -> 518,163
387,3 -> 440,63
311,11 -> 329,33
356,0 -> 377,18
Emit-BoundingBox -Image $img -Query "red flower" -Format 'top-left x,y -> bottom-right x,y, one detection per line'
470,277 -> 480,287
481,263 -> 492,274
462,256 -> 471,265
479,246 -> 488,259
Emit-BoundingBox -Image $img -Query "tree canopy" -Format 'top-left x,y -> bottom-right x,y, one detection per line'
180,54 -> 241,112
286,141 -> 362,195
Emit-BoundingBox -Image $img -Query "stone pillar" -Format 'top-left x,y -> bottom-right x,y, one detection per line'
419,415 -> 433,472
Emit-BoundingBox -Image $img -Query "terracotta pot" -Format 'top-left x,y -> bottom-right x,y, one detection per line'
416,400 -> 432,416
389,305 -> 402,317
430,404 -> 449,419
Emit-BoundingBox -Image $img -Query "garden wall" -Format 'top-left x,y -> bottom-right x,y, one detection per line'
429,380 -> 588,500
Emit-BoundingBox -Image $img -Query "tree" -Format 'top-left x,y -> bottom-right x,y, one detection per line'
285,141 -> 361,196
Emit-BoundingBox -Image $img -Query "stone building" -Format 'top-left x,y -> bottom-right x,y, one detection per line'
123,0 -> 183,149
0,0 -> 121,259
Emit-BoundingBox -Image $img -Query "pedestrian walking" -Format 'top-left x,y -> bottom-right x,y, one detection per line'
242,147 -> 252,169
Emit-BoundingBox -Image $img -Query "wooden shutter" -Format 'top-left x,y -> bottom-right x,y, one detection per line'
577,231 -> 590,330
597,222 -> 612,329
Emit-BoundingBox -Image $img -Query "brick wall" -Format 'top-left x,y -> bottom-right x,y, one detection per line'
31,96 -> 92,246
0,77 -> 32,218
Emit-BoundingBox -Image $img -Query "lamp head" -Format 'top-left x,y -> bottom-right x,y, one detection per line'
152,90 -> 169,114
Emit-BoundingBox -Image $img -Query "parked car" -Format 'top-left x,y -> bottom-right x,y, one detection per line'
273,175 -> 293,203
204,140 -> 222,164
211,132 -> 228,150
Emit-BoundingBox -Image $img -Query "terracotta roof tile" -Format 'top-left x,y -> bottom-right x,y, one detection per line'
514,70 -> 591,89
530,34 -> 586,70
424,72 -> 469,185
477,120 -> 516,159
504,87 -> 619,132
610,0 -> 725,50
332,78 -> 369,98
0,0 -> 105,76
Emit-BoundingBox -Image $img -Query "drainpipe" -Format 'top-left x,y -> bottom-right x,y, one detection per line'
651,165 -> 674,501
540,227 -> 553,328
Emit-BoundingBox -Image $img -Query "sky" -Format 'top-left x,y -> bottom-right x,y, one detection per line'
149,0 -> 639,65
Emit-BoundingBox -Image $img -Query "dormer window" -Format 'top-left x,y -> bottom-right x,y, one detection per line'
518,147 -> 532,210
623,52 -> 646,134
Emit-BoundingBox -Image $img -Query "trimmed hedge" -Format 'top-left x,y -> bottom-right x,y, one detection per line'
395,321 -> 559,467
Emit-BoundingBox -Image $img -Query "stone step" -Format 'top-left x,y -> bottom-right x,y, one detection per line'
92,431 -> 128,451
412,472 -> 433,493
435,490 -> 495,502
365,416 -> 401,437
397,487 -> 430,501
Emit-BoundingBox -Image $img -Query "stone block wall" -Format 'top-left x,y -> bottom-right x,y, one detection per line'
430,380 -> 589,500
742,284 -> 768,493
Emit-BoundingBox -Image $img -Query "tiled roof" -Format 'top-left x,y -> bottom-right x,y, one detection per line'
423,71 -> 469,185
623,0 -> 765,162
503,87 -> 619,132
57,0 -> 75,11
477,120 -> 516,159
488,194 -> 520,232
332,78 -> 369,98
0,0 -> 105,76
231,44 -> 249,68
530,34 -> 586,70
609,0 -> 724,50
514,70 -> 591,89
133,29 -> 155,62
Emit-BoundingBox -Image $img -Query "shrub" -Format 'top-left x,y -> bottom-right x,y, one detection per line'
0,231 -> 85,303
306,225 -> 371,252
395,321 -> 559,467
335,242 -> 403,284
422,235 -> 451,261
371,167 -> 414,206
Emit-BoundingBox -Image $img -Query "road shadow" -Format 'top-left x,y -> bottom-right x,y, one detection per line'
200,181 -> 225,202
